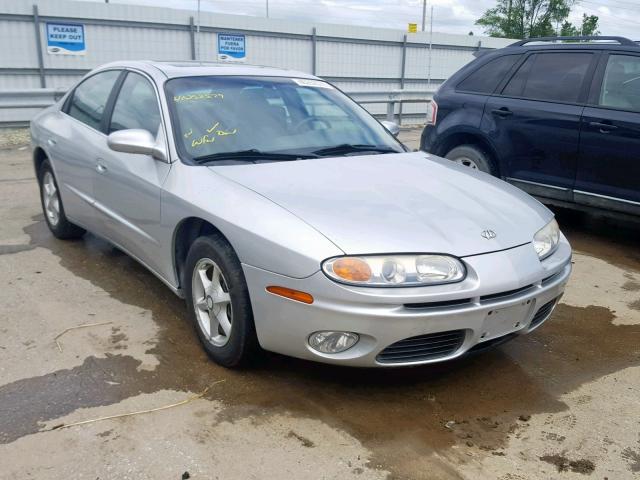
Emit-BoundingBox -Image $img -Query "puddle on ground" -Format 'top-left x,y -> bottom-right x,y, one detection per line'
1,211 -> 638,478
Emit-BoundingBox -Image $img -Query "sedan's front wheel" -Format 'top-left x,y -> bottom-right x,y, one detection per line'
184,234 -> 258,367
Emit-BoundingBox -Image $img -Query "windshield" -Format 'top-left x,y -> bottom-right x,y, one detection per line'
165,75 -> 404,163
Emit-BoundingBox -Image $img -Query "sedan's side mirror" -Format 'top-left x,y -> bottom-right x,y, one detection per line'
381,120 -> 400,137
107,129 -> 167,161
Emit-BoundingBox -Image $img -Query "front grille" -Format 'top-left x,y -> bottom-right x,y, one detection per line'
529,298 -> 557,329
404,298 -> 472,309
480,284 -> 534,302
376,329 -> 466,364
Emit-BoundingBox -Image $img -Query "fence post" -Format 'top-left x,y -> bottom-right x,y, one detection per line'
189,16 -> 196,60
398,34 -> 407,126
33,4 -> 46,88
311,27 -> 317,75
386,100 -> 395,122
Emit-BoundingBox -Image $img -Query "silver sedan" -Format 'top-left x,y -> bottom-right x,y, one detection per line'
30,61 -> 572,368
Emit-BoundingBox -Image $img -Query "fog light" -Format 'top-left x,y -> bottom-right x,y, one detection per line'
308,331 -> 359,354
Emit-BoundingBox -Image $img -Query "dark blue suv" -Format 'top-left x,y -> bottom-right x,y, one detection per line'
420,36 -> 640,217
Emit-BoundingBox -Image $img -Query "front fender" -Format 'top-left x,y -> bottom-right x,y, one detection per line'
161,163 -> 344,283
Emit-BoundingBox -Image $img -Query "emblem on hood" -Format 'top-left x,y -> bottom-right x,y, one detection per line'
481,230 -> 496,240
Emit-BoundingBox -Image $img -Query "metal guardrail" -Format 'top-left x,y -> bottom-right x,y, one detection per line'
348,89 -> 435,124
0,89 -> 67,127
0,88 -> 434,128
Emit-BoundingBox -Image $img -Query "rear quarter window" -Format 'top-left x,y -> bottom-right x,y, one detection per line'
456,54 -> 522,94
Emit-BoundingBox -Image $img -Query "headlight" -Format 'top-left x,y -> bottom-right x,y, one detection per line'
322,254 -> 466,287
533,218 -> 560,260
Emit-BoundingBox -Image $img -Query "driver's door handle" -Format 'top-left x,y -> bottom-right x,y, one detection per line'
589,121 -> 618,133
491,108 -> 513,118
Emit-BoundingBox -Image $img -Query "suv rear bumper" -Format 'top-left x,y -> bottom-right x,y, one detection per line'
420,124 -> 437,153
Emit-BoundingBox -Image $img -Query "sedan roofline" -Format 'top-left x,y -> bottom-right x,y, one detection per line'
91,60 -> 319,80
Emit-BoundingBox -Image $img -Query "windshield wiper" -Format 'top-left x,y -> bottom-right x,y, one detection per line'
312,144 -> 401,157
193,149 -> 318,164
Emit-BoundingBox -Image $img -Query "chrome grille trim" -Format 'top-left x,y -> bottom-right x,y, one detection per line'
376,330 -> 466,364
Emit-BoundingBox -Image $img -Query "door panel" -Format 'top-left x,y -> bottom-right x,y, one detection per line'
53,70 -> 121,229
577,53 -> 640,215
93,151 -> 170,265
483,52 -> 595,200
93,71 -> 169,273
482,96 -> 583,200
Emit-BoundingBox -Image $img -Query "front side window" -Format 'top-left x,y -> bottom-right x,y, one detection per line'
165,76 -> 403,162
67,70 -> 120,131
457,54 -> 521,94
599,54 -> 640,112
109,72 -> 161,134
502,52 -> 592,103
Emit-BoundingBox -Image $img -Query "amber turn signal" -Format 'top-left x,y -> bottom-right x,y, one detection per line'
266,286 -> 314,304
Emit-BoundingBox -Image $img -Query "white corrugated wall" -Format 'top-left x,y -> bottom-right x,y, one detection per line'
0,0 -> 515,123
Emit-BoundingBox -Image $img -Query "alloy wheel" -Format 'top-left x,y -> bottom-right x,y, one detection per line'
191,258 -> 233,347
42,171 -> 60,226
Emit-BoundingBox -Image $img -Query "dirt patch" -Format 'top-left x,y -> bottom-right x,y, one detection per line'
9,212 -> 640,479
628,299 -> 640,311
622,447 -> 640,473
286,430 -> 315,448
540,454 -> 596,474
558,208 -> 640,272
0,128 -> 30,150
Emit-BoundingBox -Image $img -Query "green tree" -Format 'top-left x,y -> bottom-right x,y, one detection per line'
476,0 -> 598,39
560,14 -> 600,36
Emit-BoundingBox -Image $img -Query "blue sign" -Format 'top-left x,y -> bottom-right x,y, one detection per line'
217,33 -> 246,62
46,22 -> 85,55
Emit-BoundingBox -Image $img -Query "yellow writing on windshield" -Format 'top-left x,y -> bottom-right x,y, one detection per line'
190,121 -> 238,148
174,92 -> 224,103
192,134 -> 215,148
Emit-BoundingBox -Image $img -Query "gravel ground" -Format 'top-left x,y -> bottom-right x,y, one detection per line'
0,131 -> 639,479
0,127 -> 30,150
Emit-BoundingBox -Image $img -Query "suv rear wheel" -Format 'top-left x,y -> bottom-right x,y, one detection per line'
445,145 -> 495,175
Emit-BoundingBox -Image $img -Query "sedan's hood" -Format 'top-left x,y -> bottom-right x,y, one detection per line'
209,152 -> 552,257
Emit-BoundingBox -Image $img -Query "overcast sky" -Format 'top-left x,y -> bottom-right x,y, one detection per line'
82,0 -> 639,40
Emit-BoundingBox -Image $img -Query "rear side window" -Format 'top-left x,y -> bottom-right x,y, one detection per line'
456,55 -> 521,94
502,52 -> 592,103
599,54 -> 640,112
67,70 -> 121,131
109,72 -> 161,134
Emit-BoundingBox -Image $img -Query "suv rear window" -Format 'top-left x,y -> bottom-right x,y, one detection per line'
456,55 -> 521,94
502,52 -> 592,103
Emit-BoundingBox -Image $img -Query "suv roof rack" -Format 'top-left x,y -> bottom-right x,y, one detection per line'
510,36 -> 637,47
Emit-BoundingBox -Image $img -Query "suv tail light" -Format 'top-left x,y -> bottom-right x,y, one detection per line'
426,99 -> 438,126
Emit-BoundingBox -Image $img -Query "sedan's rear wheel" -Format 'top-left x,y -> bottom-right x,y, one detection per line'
37,159 -> 85,239
184,234 -> 258,367
445,145 -> 495,175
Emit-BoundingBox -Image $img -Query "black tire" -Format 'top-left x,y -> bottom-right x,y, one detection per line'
445,144 -> 496,175
184,234 -> 258,368
37,159 -> 86,239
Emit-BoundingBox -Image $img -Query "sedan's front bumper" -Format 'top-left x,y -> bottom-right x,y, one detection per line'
243,238 -> 571,367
